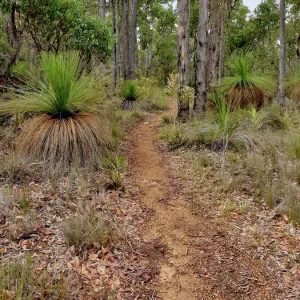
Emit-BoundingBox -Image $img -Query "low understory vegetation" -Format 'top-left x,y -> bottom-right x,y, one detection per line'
160,98 -> 300,225
119,78 -> 168,112
0,51 -> 169,298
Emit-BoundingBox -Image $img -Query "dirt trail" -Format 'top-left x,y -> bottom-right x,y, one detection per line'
129,105 -> 202,299
129,101 -> 280,300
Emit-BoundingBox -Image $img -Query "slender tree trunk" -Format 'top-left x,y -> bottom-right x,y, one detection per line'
0,4 -> 23,76
116,0 -> 120,84
296,34 -> 300,59
206,0 -> 219,86
88,0 -> 93,15
218,0 -> 227,81
278,0 -> 286,107
111,0 -> 117,89
98,0 -> 106,19
177,0 -> 190,119
194,0 -> 208,114
128,0 -> 138,80
122,0 -> 130,80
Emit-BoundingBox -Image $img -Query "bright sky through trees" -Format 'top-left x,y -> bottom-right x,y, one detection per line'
243,0 -> 262,11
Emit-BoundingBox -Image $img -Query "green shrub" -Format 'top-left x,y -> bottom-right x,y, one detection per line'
246,105 -> 287,131
137,78 -> 168,111
101,154 -> 128,188
160,124 -> 189,151
120,80 -> 138,101
287,134 -> 300,160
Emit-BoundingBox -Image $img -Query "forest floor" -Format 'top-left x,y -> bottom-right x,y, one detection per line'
128,99 -> 300,299
0,98 -> 300,299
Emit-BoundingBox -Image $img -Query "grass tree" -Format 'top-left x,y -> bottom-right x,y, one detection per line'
218,56 -> 275,109
0,52 -> 110,173
120,80 -> 138,110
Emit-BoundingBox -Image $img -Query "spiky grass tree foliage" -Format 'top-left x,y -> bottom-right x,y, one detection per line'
120,80 -> 138,110
218,57 -> 275,109
0,52 -> 110,173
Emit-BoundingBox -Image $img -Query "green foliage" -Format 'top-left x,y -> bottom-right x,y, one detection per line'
286,134 -> 300,160
227,0 -> 280,75
218,56 -> 275,108
10,61 -> 30,77
166,73 -> 179,97
120,80 -> 138,101
0,0 -> 112,74
137,77 -> 168,111
101,154 -> 128,188
246,105 -> 287,131
151,5 -> 177,83
1,0 -> 86,52
0,52 -> 99,116
211,96 -> 230,135
69,16 -> 112,62
159,124 -> 189,151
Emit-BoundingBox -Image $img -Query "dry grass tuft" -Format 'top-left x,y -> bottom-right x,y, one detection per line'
16,113 -> 111,173
62,205 -> 116,250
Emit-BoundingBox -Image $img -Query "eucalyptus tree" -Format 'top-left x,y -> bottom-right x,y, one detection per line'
278,0 -> 286,107
177,0 -> 190,118
194,0 -> 208,113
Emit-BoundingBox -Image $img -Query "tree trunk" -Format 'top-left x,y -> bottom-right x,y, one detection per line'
0,4 -> 23,76
122,0 -> 130,80
98,0 -> 106,19
278,0 -> 286,107
128,0 -> 138,80
194,0 -> 209,114
111,0 -> 117,89
177,0 -> 190,119
88,0 -> 93,15
218,0 -> 227,81
115,0 -> 120,85
206,0 -> 219,86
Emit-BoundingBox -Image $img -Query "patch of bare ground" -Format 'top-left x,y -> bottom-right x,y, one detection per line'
128,99 -> 299,299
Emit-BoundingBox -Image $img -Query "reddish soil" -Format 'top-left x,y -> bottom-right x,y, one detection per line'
128,100 -> 299,299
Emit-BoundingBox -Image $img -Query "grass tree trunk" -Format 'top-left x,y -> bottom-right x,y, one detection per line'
128,0 -> 138,80
98,0 -> 106,19
206,0 -> 219,86
177,0 -> 190,119
278,0 -> 286,107
194,0 -> 208,114
122,0 -> 130,80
